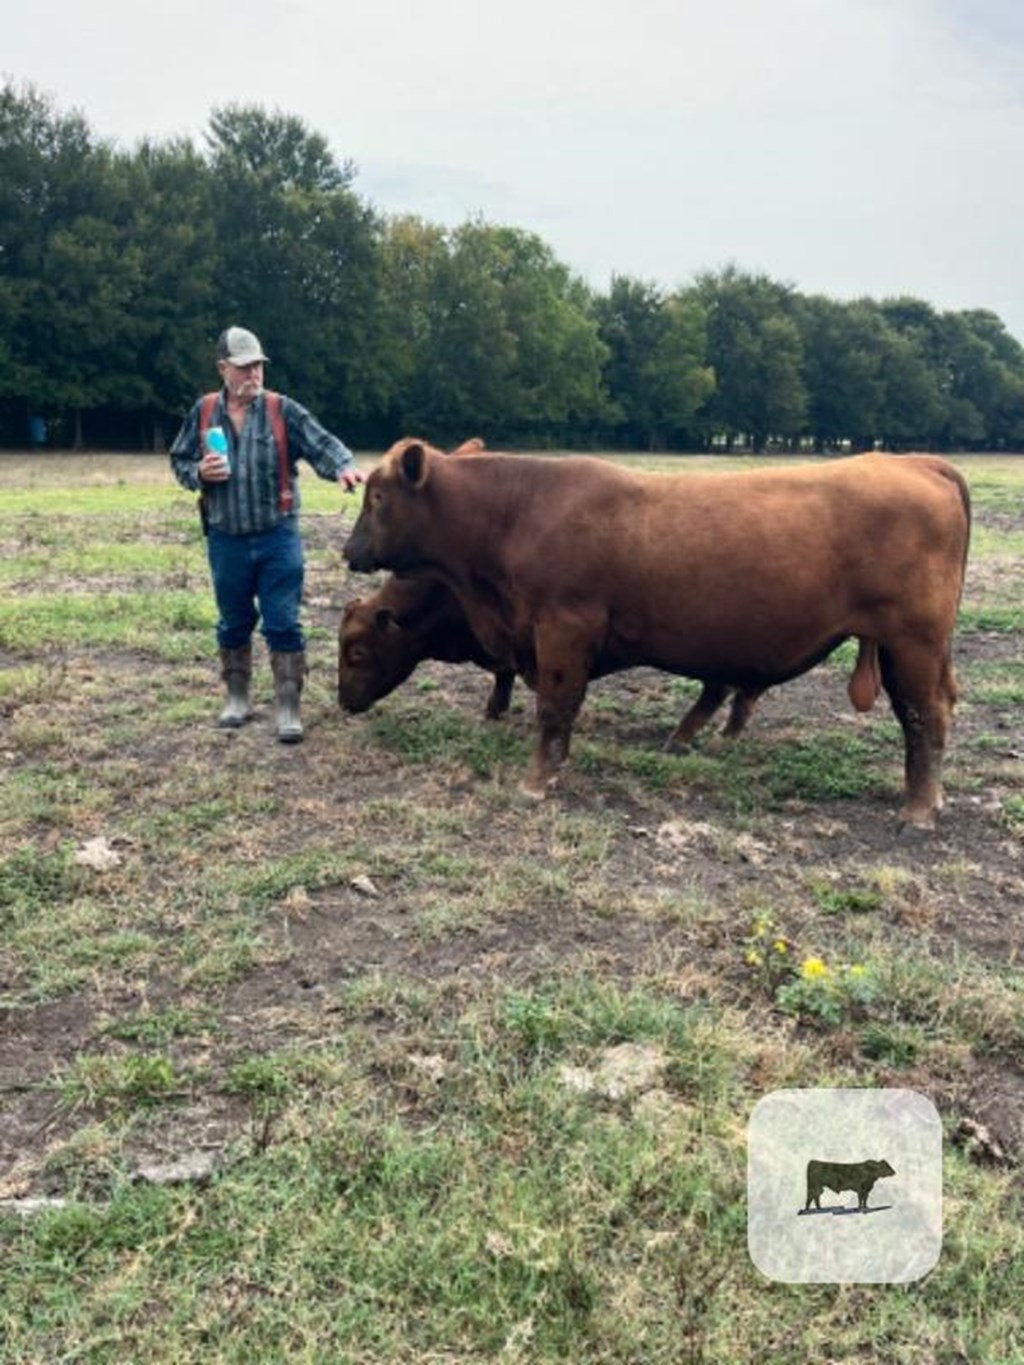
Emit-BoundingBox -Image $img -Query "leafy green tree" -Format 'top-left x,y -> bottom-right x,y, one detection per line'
959,311 -> 1024,447
0,82 -> 142,446
378,218 -> 609,444
470,224 -> 610,442
594,276 -> 714,450
203,104 -> 386,436
411,220 -> 519,437
795,296 -> 889,450
117,138 -> 220,448
375,214 -> 449,436
869,324 -> 945,450
930,309 -> 1024,450
4,85 -> 1024,453
690,266 -> 807,451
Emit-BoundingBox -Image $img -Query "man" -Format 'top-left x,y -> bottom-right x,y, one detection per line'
170,326 -> 364,742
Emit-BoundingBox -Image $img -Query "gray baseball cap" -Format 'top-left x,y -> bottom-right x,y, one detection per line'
217,327 -> 270,366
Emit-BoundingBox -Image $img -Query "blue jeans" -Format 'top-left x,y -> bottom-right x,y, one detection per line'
207,520 -> 305,653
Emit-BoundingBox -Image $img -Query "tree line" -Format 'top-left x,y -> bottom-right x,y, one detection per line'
3,81 -> 1024,453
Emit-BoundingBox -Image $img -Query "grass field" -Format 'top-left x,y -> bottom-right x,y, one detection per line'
0,450 -> 1022,1363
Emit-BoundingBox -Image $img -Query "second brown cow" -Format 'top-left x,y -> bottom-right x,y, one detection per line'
338,576 -> 516,720
338,571 -> 766,741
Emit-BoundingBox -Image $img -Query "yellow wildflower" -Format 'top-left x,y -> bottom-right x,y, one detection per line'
848,964 -> 867,978
800,956 -> 830,980
745,949 -> 764,967
773,939 -> 788,955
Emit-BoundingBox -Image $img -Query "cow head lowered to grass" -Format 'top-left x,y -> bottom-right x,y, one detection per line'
344,440 -> 970,829
337,577 -> 516,720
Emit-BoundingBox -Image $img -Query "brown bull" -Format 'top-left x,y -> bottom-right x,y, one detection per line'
344,443 -> 970,827
340,440 -> 766,741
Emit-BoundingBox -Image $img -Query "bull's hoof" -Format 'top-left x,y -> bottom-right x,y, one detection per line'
897,807 -> 938,834
517,766 -> 561,802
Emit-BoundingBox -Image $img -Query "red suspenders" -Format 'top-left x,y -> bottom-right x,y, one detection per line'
198,391 -> 292,514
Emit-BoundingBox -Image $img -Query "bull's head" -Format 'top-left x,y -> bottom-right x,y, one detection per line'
343,438 -> 440,575
337,598 -> 416,712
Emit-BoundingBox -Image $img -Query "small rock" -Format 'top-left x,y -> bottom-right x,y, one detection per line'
485,1229 -> 515,1258
635,1087 -> 681,1118
0,1197 -> 68,1219
559,1065 -> 597,1095
733,833 -> 771,866
350,874 -> 381,898
655,819 -> 721,853
953,1117 -> 1010,1166
559,1044 -> 666,1100
74,837 -> 122,871
407,1052 -> 447,1084
134,1152 -> 219,1187
596,1043 -> 666,1098
282,885 -> 313,913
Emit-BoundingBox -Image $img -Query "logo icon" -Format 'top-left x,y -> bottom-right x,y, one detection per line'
801,1157 -> 895,1215
748,1089 -> 942,1283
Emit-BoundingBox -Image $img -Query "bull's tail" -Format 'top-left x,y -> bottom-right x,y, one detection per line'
947,462 -> 972,608
926,456 -> 972,608
848,637 -> 881,713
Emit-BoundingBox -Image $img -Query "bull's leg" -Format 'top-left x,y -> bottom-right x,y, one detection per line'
664,681 -> 729,750
519,623 -> 591,800
721,686 -> 763,738
484,669 -> 516,720
879,640 -> 958,829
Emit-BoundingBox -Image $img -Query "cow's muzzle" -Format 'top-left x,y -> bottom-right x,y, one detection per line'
343,526 -> 377,574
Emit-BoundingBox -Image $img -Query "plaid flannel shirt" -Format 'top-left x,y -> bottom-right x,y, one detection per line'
170,390 -> 356,535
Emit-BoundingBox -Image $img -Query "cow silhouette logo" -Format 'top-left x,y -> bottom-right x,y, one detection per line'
801,1158 -> 895,1215
748,1090 -> 942,1283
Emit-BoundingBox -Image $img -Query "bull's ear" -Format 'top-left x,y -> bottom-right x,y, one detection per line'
375,608 -> 397,632
400,441 -> 429,489
450,437 -> 485,456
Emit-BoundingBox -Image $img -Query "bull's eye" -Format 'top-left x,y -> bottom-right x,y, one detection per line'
370,488 -> 384,507
347,646 -> 369,665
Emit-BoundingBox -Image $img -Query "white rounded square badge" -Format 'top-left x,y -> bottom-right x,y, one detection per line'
747,1088 -> 943,1284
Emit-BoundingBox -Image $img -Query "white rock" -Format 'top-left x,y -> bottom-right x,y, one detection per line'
0,1197 -> 68,1218
559,1044 -> 667,1100
74,837 -> 122,871
407,1052 -> 447,1083
134,1153 -> 219,1186
350,874 -> 381,898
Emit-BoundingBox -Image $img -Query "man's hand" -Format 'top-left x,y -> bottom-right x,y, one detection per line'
339,467 -> 366,492
198,452 -> 230,483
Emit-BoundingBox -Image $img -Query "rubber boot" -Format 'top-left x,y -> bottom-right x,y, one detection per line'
218,644 -> 253,728
271,650 -> 306,744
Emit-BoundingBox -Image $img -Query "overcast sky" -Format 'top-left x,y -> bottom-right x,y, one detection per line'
6,0 -> 1024,340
